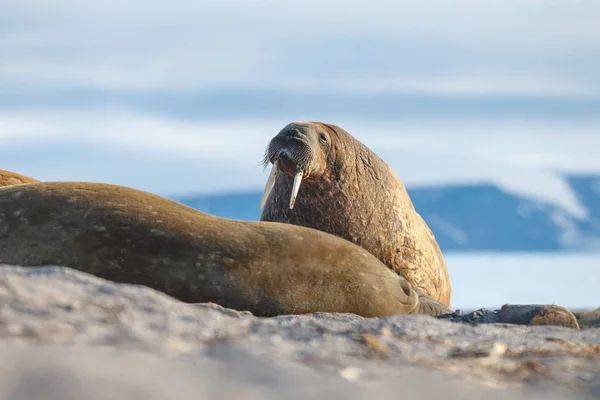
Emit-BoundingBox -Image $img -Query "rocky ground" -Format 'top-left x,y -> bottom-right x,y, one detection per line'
0,264 -> 599,400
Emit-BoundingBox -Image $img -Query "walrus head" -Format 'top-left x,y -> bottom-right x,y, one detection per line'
260,122 -> 334,210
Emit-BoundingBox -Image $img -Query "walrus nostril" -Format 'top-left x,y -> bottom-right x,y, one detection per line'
278,150 -> 289,161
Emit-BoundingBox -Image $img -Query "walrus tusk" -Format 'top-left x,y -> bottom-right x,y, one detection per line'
289,169 -> 304,209
260,163 -> 279,210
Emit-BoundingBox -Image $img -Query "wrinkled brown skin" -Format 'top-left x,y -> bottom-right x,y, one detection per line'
0,169 -> 39,187
260,122 -> 452,307
0,181 -> 452,318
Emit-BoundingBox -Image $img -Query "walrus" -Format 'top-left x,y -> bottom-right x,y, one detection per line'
0,168 -> 39,187
0,181 -> 452,318
259,122 -> 452,307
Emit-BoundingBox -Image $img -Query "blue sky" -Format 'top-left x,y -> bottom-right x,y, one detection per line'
1,0 -> 599,217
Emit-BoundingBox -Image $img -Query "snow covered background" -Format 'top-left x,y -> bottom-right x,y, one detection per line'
1,0 -> 599,252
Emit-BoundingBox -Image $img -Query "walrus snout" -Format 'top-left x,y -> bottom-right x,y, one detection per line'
274,149 -> 305,210
260,146 -> 306,211
276,150 -> 298,175
260,122 -> 321,212
278,150 -> 290,162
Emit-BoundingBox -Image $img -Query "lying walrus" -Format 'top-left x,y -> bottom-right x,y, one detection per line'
259,122 -> 452,307
0,181 -> 452,318
0,171 -> 580,328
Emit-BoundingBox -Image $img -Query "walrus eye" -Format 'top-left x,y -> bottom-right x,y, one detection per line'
319,133 -> 328,143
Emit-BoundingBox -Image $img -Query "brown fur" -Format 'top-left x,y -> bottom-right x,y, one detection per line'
0,181 -> 452,317
261,122 -> 452,306
0,169 -> 39,187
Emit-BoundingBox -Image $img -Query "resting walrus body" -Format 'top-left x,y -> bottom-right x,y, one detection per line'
259,122 -> 452,307
0,181 -> 452,317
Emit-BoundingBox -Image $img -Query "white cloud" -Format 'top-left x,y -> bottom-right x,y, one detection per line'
1,110 -> 598,218
237,76 -> 600,99
1,0 -> 598,95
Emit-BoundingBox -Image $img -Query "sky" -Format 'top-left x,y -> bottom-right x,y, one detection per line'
1,0 -> 600,218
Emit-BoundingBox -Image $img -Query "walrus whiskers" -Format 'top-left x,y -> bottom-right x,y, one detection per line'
289,168 -> 304,209
260,163 -> 279,210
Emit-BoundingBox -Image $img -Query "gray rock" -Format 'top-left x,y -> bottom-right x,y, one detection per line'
439,304 -> 581,329
573,308 -> 600,328
1,264 -> 599,399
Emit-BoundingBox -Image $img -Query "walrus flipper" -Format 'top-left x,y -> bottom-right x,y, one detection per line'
413,287 -> 453,316
394,279 -> 452,316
